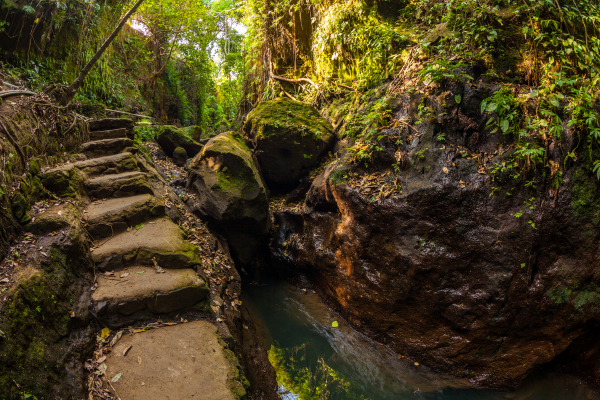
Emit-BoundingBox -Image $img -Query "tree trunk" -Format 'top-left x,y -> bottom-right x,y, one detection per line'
55,0 -> 146,105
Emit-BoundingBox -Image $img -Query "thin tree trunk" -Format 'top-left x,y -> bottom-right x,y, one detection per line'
64,0 -> 146,102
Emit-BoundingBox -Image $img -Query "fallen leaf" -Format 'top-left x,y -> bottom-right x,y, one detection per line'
120,273 -> 129,278
41,252 -> 48,257
96,363 -> 107,376
111,373 -> 122,383
0,278 -> 8,283
398,354 -> 402,359
135,271 -> 145,275
443,167 -> 449,174
414,362 -> 420,366
332,321 -> 339,328
138,356 -> 142,365
133,329 -> 145,333
123,345 -> 132,356
110,331 -> 123,347
96,356 -> 106,364
163,322 -> 177,326
101,328 -> 110,339
57,211 -> 62,216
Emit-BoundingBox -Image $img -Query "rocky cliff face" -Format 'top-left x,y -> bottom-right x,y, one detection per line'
270,81 -> 600,388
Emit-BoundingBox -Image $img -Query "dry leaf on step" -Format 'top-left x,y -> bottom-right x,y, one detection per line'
138,356 -> 142,365
96,356 -> 106,364
443,167 -> 449,174
123,345 -> 132,356
111,373 -> 122,383
110,331 -> 123,347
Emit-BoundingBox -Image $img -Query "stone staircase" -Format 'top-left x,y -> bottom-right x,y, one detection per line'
45,119 -> 243,399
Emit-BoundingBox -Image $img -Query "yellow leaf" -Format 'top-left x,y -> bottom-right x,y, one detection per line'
35,18 -> 39,24
101,328 -> 110,339
443,167 -> 449,174
133,329 -> 145,333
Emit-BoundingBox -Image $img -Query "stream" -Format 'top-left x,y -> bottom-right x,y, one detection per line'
243,277 -> 598,400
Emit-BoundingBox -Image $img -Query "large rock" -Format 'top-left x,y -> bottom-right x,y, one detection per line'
243,98 -> 334,190
270,82 -> 600,389
156,125 -> 203,157
187,131 -> 269,264
172,146 -> 188,167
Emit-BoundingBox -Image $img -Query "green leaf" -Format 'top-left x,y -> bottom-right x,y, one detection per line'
331,321 -> 339,328
135,223 -> 144,230
454,94 -> 462,104
500,119 -> 509,133
111,372 -> 122,383
486,103 -> 498,113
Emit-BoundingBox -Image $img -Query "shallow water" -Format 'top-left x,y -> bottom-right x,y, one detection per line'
243,278 -> 599,400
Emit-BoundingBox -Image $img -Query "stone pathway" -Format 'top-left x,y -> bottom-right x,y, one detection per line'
74,119 -> 242,399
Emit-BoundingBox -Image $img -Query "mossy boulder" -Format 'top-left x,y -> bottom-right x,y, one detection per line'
243,97 -> 334,190
187,131 -> 269,264
173,146 -> 188,167
156,125 -> 203,157
40,165 -> 84,199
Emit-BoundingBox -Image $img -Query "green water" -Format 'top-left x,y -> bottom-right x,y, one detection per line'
243,278 -> 599,400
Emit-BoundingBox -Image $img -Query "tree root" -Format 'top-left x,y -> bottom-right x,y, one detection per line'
0,90 -> 37,99
0,119 -> 26,169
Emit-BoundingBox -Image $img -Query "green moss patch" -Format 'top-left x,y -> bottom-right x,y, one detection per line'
0,248 -> 77,398
244,98 -> 333,142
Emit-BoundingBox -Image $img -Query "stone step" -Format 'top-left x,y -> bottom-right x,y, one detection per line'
86,171 -> 152,199
85,194 -> 166,239
90,128 -> 128,141
73,152 -> 138,177
91,217 -> 202,270
92,266 -> 209,317
103,321 -> 242,399
89,118 -> 134,132
82,138 -> 134,158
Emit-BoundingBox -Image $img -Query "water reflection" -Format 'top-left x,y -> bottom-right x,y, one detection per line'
243,278 -> 599,400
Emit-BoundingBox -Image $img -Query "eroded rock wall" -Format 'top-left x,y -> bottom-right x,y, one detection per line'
270,82 -> 600,388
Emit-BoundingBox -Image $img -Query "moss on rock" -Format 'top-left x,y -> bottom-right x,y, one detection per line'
40,166 -> 84,199
243,97 -> 334,190
0,248 -> 80,398
156,125 -> 203,157
187,132 -> 269,264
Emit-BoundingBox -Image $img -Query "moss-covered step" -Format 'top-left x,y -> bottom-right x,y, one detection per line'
156,125 -> 203,157
82,138 -> 134,158
74,152 -> 139,177
91,217 -> 202,270
90,128 -> 128,141
41,153 -> 140,198
29,203 -> 80,234
103,321 -> 246,399
91,265 -> 209,317
85,194 -> 165,239
187,131 -> 269,264
89,118 -> 134,132
86,171 -> 153,199
243,97 -> 334,189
